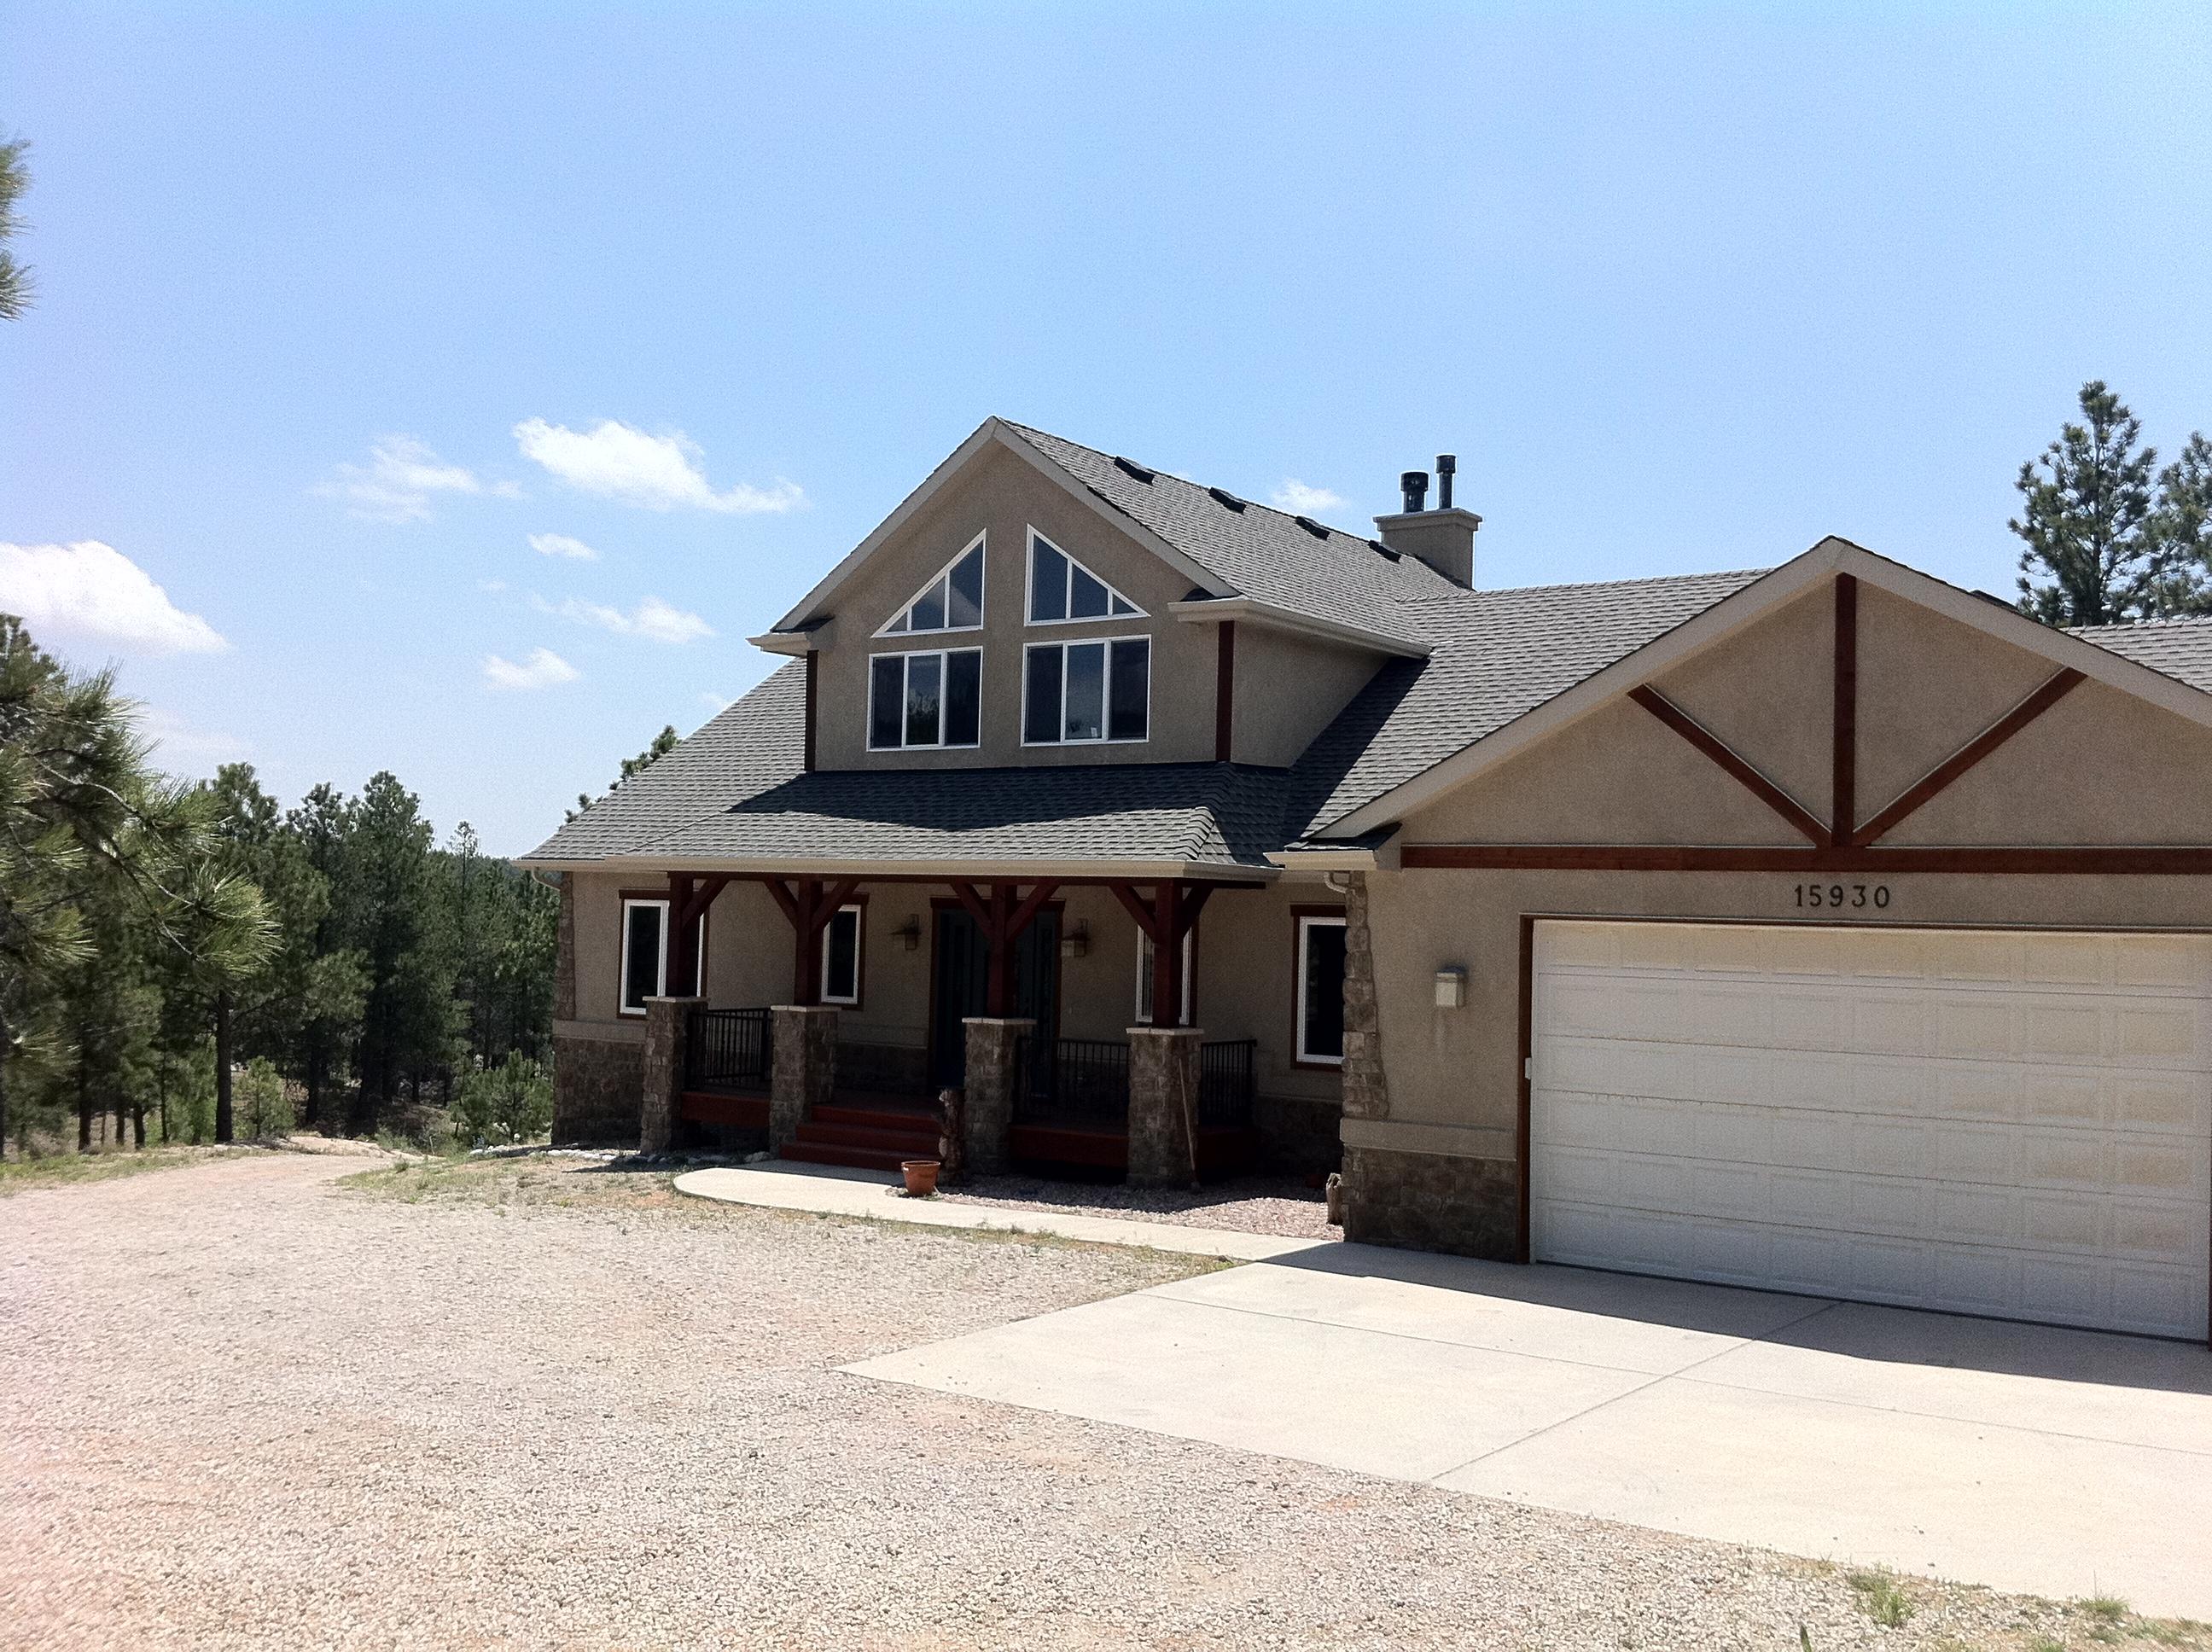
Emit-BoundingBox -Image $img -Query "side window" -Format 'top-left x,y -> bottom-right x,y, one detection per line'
1134,929 -> 1195,1025
821,905 -> 864,1006
619,899 -> 709,1015
1026,530 -> 1143,624
879,536 -> 985,636
1022,637 -> 1150,744
868,648 -> 982,750
1295,913 -> 1348,1065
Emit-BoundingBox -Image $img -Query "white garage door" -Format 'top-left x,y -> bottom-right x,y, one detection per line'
1530,921 -> 2212,1340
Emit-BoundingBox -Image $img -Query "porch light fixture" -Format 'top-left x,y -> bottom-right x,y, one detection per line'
895,916 -> 923,951
1434,966 -> 1467,1009
1061,921 -> 1089,960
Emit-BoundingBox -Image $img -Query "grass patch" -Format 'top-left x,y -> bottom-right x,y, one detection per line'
0,1143 -> 262,1195
1847,1568 -> 1916,1629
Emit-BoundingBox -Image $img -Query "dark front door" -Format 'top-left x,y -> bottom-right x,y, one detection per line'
930,907 -> 1060,1089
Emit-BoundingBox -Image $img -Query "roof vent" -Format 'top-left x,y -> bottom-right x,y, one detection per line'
1294,515 -> 1330,539
1367,538 -> 1401,561
1112,456 -> 1155,483
1208,486 -> 1247,513
1400,470 -> 1429,513
1436,454 -> 1456,510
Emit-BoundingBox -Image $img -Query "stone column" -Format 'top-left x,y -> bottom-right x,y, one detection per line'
1340,871 -> 1389,1122
769,1004 -> 839,1155
1126,1025 -> 1203,1187
639,994 -> 704,1155
960,1016 -> 1033,1177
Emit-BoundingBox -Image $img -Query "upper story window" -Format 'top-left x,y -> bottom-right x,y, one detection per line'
1027,530 -> 1143,625
870,647 -> 982,750
1022,636 -> 1150,744
879,535 -> 985,636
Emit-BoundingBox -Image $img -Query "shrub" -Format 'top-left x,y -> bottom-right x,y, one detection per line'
451,1054 -> 553,1146
236,1057 -> 294,1139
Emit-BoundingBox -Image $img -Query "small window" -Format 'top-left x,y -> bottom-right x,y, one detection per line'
1134,929 -> 1195,1025
1295,914 -> 1348,1065
821,905 -> 863,1005
618,899 -> 708,1015
1022,637 -> 1150,745
879,536 -> 986,636
1027,530 -> 1143,625
868,648 -> 983,750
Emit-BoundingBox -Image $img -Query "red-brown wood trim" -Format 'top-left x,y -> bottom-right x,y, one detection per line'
803,649 -> 819,774
1851,668 -> 2088,846
947,881 -> 992,932
760,878 -> 800,927
1405,844 -> 2212,874
663,872 -> 696,995
1109,881 -> 1162,942
1831,573 -> 1858,846
1151,881 -> 1185,1027
1214,620 -> 1236,763
1174,881 -> 1214,940
1288,904 -> 1348,1072
675,874 -> 731,932
1004,880 -> 1062,942
1516,912 -> 1535,1265
1627,684 -> 1829,846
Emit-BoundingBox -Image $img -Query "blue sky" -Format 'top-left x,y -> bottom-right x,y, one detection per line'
5,3 -> 2210,853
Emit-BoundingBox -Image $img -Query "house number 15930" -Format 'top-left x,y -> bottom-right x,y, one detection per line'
1796,883 -> 1889,910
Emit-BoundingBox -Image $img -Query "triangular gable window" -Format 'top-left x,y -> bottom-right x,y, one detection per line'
1027,529 -> 1144,625
879,533 -> 986,636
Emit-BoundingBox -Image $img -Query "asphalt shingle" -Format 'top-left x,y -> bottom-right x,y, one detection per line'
2071,616 -> 2212,693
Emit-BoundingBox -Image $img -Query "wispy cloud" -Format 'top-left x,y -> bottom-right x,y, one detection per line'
700,690 -> 733,713
482,647 -> 579,691
320,436 -> 512,523
0,540 -> 228,655
513,418 -> 803,514
550,594 -> 714,644
141,706 -> 248,776
1271,479 -> 1348,515
527,532 -> 598,561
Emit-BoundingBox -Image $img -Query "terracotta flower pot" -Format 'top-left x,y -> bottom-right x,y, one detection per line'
901,1159 -> 940,1198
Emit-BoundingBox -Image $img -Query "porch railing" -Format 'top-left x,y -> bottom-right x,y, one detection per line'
1197,1038 -> 1257,1130
685,1007 -> 773,1093
1015,1036 -> 1131,1126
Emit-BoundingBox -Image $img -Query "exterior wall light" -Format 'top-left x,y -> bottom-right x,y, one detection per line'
1061,921 -> 1089,960
1434,966 -> 1468,1009
895,916 -> 923,951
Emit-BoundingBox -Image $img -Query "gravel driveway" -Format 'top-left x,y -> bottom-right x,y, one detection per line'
0,1151 -> 2150,1650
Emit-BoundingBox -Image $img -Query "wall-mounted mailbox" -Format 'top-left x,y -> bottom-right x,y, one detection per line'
1434,965 -> 1468,1009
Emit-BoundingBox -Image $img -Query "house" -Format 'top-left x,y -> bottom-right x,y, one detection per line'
521,417 -> 2212,1343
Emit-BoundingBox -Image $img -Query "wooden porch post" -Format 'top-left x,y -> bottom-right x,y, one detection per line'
1150,881 -> 1183,1028
664,872 -> 697,997
759,875 -> 861,1006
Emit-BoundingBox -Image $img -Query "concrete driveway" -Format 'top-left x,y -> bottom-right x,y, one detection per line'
848,1243 -> 2212,1618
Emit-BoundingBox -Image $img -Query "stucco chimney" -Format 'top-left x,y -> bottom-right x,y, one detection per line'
1373,453 -> 1480,587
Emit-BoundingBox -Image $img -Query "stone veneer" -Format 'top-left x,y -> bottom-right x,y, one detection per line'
554,872 -> 575,1021
552,1032 -> 643,1147
639,995 -> 703,1154
960,1017 -> 1031,1176
1338,1145 -> 1518,1259
1253,1093 -> 1342,1176
1339,873 -> 1388,1122
770,1006 -> 839,1153
1126,1026 -> 1202,1187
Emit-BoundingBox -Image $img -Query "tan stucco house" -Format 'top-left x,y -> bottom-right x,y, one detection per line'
521,418 -> 2212,1343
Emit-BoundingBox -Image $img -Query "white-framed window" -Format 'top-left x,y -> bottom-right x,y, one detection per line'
1134,929 -> 1195,1025
1022,636 -> 1150,745
1026,528 -> 1144,625
878,534 -> 986,637
1295,913 -> 1348,1065
618,898 -> 708,1016
821,905 -> 864,1006
869,647 -> 982,750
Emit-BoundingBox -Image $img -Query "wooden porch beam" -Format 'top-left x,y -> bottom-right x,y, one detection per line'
1852,668 -> 2087,846
1109,881 -> 1161,943
1627,684 -> 1829,846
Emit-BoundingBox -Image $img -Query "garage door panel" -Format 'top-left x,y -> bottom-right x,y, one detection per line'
1531,922 -> 2212,1341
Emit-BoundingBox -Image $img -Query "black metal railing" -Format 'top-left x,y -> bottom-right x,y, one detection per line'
1016,1035 -> 1131,1126
686,1007 -> 773,1092
1197,1038 -> 1257,1129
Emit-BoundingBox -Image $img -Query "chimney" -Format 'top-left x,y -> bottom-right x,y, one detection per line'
1374,451 -> 1481,587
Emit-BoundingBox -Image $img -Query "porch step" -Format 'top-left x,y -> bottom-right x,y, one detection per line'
794,1118 -> 941,1154
810,1099 -> 940,1133
782,1141 -> 922,1173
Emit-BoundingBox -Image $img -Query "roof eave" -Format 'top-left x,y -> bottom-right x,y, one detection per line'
1167,596 -> 1430,659
512,852 -> 1278,882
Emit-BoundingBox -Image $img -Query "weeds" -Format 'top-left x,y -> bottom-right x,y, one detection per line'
1846,1569 -> 1915,1629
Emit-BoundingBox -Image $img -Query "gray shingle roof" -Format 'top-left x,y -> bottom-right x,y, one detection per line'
1004,423 -> 1462,643
2071,616 -> 2212,692
1284,567 -> 1772,839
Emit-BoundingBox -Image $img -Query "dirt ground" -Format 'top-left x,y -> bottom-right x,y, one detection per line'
1,1149 -> 2192,1651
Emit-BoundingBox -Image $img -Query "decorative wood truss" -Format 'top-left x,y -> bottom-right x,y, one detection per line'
1406,573 -> 2212,875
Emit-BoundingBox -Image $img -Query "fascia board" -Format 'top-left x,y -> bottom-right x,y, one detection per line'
1166,597 -> 1430,659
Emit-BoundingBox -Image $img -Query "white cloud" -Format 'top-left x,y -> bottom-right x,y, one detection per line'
513,417 -> 804,514
320,436 -> 501,523
527,532 -> 599,561
0,540 -> 228,655
550,595 -> 714,644
700,691 -> 733,713
141,707 -> 248,775
482,648 -> 579,691
479,579 -> 509,593
1271,479 -> 1348,515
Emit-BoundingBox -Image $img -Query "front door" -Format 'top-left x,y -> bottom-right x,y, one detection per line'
930,907 -> 1060,1089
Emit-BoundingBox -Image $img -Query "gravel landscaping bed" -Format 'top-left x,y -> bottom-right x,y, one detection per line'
935,1172 -> 1337,1239
2,1152 -> 2191,1651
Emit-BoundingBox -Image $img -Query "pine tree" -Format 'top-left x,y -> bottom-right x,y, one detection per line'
0,134 -> 31,321
2012,381 -> 2161,626
2145,433 -> 2212,617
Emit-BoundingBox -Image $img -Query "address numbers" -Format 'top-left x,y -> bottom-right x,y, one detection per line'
1794,882 -> 1890,910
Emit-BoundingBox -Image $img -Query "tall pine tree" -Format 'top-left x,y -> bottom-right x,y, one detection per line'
2012,381 -> 2160,626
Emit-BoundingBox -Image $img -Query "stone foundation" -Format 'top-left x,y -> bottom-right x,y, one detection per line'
551,1032 -> 643,1147
639,996 -> 703,1154
770,1005 -> 839,1152
1253,1094 -> 1342,1177
1126,1026 -> 1202,1187
1339,1145 -> 1517,1259
960,1017 -> 1031,1177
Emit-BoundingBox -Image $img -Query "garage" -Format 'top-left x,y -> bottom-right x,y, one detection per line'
1529,919 -> 2212,1339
